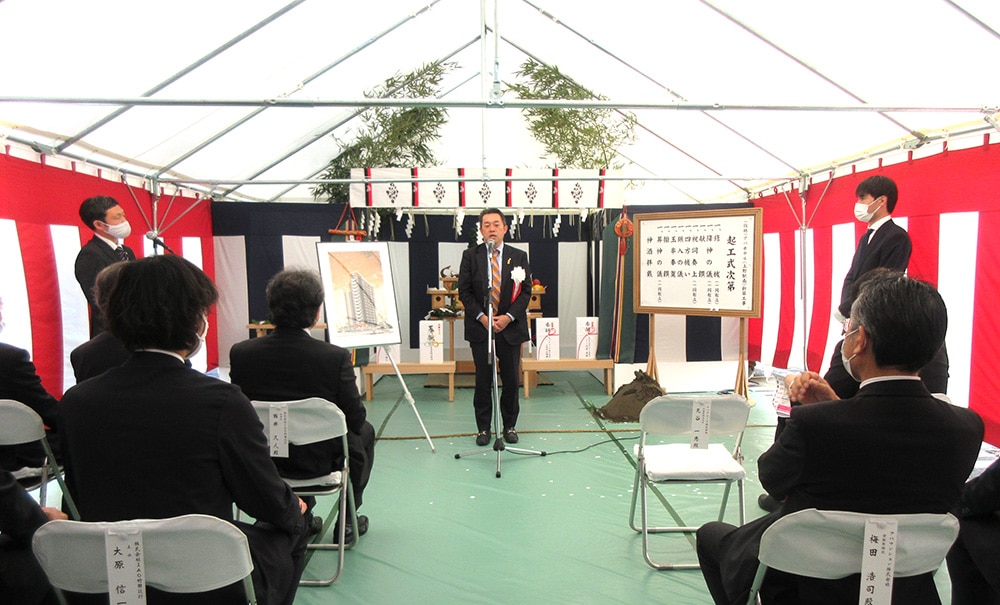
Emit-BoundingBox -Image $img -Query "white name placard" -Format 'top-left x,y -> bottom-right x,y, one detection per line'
105,527 -> 146,605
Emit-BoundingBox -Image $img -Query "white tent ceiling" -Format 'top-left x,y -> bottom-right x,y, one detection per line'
1,0 -> 998,206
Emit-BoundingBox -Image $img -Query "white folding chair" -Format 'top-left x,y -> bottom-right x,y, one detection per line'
628,393 -> 751,570
0,399 -> 79,519
746,508 -> 960,605
251,397 -> 358,586
32,513 -> 256,604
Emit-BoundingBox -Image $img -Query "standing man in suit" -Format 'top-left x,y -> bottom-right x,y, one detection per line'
59,255 -> 309,605
458,208 -> 532,446
230,268 -> 375,540
0,296 -> 59,472
947,457 -> 1000,604
697,273 -> 983,605
74,196 -> 136,337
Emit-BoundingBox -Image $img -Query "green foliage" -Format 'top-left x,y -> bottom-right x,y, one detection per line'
506,59 -> 636,169
313,61 -> 456,203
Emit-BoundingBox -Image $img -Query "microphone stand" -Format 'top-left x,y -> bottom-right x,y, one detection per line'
455,240 -> 545,477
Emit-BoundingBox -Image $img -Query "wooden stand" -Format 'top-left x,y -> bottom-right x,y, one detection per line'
362,361 -> 457,401
521,358 -> 614,397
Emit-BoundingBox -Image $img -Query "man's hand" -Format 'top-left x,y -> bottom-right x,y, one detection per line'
785,371 -> 839,404
298,497 -> 308,514
41,507 -> 68,522
492,314 -> 511,332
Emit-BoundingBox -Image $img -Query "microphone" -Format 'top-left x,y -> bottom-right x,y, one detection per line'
486,238 -> 496,253
145,231 -> 176,255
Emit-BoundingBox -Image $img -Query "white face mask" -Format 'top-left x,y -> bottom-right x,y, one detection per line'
841,328 -> 861,381
102,219 -> 132,240
188,314 -> 209,359
853,199 -> 881,223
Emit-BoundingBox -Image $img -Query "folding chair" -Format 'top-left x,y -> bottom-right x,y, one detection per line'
251,397 -> 358,586
628,393 -> 751,570
32,513 -> 256,604
746,508 -> 960,605
0,399 -> 79,519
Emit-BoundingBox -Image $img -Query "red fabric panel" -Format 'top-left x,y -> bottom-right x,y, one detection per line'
971,211 -> 1000,446
17,223 -> 63,395
771,230 -> 796,369
905,215 -> 940,288
806,226 -> 833,372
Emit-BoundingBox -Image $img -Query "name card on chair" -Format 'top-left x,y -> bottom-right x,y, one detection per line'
690,398 -> 711,449
860,517 -> 898,605
576,317 -> 598,359
269,403 -> 289,458
105,526 -> 146,604
419,320 -> 444,363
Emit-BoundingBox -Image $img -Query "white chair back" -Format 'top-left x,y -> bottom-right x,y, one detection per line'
639,394 -> 751,437
0,398 -> 46,444
251,397 -> 347,445
32,514 -> 256,597
759,508 -> 959,578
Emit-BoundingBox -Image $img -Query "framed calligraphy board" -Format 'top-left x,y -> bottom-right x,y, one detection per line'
633,208 -> 762,317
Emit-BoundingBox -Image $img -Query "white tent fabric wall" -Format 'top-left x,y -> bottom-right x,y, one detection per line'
1,0 -> 997,206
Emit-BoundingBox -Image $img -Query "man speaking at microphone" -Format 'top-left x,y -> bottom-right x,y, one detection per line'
74,196 -> 136,337
458,208 -> 532,447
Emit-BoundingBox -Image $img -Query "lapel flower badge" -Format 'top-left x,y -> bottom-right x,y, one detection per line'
510,266 -> 527,301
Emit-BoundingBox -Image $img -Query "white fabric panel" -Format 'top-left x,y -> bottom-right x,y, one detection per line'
182,237 -> 207,372
462,169 -> 506,208
510,169 -> 552,208
825,222 -> 857,373
281,235 -> 321,271
653,315 -> 687,362
0,219 -> 31,352
760,232 -> 782,367
415,167 -> 460,208
439,242 -> 468,359
557,242 -> 588,358
50,224 -> 88,390
555,169 -> 600,209
369,168 -> 413,208
213,236 -> 248,368
938,212 -> 979,409
720,316 -> 741,361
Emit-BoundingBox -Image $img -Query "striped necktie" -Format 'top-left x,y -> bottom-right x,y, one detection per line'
490,249 -> 501,310
115,246 -> 129,262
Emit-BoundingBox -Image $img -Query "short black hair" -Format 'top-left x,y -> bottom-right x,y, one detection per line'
850,272 -> 946,372
79,196 -> 122,231
106,255 -> 218,353
855,175 -> 899,213
479,207 -> 506,222
266,269 -> 324,329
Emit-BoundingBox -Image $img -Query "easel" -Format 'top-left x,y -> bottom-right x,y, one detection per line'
375,346 -> 436,452
324,210 -> 435,452
645,314 -> 749,399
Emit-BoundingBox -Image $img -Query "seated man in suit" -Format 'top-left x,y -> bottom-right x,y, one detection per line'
230,268 -> 375,541
69,262 -> 129,383
0,469 -> 66,605
59,255 -> 309,605
947,456 -> 1000,604
0,296 -> 59,472
697,272 -> 984,605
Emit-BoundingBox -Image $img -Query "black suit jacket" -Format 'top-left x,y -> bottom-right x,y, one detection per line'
229,327 -> 366,479
838,219 -> 911,318
953,457 -> 1000,586
718,379 -> 983,602
73,235 -> 135,335
58,352 -> 303,534
457,243 -> 532,345
0,343 -> 59,471
69,331 -> 129,383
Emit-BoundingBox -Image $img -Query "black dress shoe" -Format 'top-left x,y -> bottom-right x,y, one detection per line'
336,514 -> 369,543
307,514 -> 323,537
757,493 -> 781,513
475,431 -> 490,446
503,428 -> 518,444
